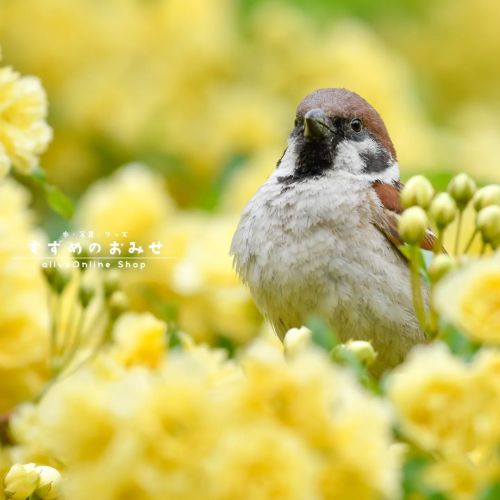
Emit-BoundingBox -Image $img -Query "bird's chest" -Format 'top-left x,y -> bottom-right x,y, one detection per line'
254,191 -> 356,288
232,175 -> 378,328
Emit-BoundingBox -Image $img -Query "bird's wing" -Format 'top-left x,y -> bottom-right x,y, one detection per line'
371,180 -> 436,253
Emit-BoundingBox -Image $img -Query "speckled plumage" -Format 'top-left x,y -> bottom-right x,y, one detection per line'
230,89 -> 426,375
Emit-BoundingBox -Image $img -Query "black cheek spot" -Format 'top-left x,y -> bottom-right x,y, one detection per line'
360,148 -> 391,173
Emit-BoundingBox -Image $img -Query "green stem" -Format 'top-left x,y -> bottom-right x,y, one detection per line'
410,245 -> 427,334
463,229 -> 478,254
434,228 -> 443,254
427,286 -> 439,339
454,210 -> 463,256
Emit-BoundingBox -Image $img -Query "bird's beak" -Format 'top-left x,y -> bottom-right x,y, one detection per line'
303,108 -> 333,140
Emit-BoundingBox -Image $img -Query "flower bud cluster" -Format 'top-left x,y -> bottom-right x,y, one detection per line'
447,173 -> 477,210
3,463 -> 61,500
399,173 -> 499,251
332,340 -> 377,367
476,205 -> 500,248
398,206 -> 429,245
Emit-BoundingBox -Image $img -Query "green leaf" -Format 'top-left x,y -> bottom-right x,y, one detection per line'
479,482 -> 500,500
29,167 -> 74,219
305,315 -> 337,351
402,455 -> 448,499
215,335 -> 236,358
44,184 -> 74,219
402,455 -> 428,496
440,322 -> 480,360
239,0 -> 426,23
158,301 -> 179,323
30,165 -> 47,184
168,330 -> 182,349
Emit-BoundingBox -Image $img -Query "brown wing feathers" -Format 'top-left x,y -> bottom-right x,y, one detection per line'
371,180 -> 436,252
372,180 -> 404,214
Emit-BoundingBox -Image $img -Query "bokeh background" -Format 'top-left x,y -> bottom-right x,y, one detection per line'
1,0 -> 499,350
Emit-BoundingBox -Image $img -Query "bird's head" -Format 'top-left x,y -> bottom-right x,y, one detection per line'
283,88 -> 398,182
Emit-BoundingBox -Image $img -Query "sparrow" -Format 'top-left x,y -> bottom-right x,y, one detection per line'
230,88 -> 435,375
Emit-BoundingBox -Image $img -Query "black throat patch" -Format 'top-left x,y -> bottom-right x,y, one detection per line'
278,132 -> 338,185
295,138 -> 335,179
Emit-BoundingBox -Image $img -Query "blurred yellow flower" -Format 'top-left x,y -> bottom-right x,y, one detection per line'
75,163 -> 175,244
424,456 -> 484,500
0,0 -> 444,192
0,2 -> 500,499
220,148 -> 282,212
389,343 -> 500,498
470,349 -> 500,455
0,49 -> 52,177
0,179 -> 48,412
450,107 -> 500,183
434,257 -> 500,343
76,165 -> 261,346
10,337 -> 398,500
388,343 -> 475,453
204,421 -> 319,500
166,213 -> 260,344
112,312 -> 166,368
240,341 -> 399,499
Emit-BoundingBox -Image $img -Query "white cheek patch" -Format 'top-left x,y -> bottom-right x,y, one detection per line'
333,137 -> 379,174
274,138 -> 298,177
333,138 -> 399,184
370,160 -> 400,184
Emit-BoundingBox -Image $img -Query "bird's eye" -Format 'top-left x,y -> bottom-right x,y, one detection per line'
294,118 -> 299,127
350,118 -> 362,133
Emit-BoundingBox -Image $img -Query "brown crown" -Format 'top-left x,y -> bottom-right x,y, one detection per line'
296,88 -> 396,159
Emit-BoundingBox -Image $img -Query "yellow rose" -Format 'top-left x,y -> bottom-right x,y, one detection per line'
75,163 -> 175,245
23,335 -> 398,500
388,343 -> 477,454
0,179 -> 49,412
112,312 -> 167,368
390,347 -> 500,499
0,49 -> 52,177
434,257 -> 500,343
